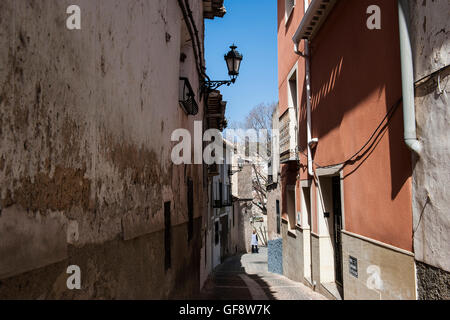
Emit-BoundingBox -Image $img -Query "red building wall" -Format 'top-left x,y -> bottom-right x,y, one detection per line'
278,0 -> 413,251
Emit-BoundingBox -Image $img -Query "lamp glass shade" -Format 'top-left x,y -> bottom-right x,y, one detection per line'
226,58 -> 235,76
224,45 -> 243,78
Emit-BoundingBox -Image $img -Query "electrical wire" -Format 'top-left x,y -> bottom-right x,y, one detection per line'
178,0 -> 212,84
183,0 -> 211,81
177,0 -> 206,82
318,98 -> 402,169
302,66 -> 450,171
297,97 -> 403,172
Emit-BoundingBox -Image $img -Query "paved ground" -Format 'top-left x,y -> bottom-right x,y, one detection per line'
197,247 -> 326,300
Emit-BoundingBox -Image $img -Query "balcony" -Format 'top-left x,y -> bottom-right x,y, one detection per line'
203,0 -> 226,19
179,77 -> 199,116
205,90 -> 227,131
279,108 -> 298,163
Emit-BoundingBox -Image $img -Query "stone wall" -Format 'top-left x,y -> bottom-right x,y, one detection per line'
0,0 -> 207,298
281,220 -> 304,283
416,261 -> 450,300
266,183 -> 281,241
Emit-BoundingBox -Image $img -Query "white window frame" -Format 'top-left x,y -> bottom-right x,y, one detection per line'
286,63 -> 299,155
287,63 -> 299,113
304,0 -> 310,13
285,0 -> 296,23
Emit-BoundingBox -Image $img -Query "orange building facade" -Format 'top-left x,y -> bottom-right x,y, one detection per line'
277,0 -> 416,299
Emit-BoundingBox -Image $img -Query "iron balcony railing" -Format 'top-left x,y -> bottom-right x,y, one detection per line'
179,77 -> 199,116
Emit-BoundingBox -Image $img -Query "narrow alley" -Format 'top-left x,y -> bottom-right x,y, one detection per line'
0,0 -> 448,304
198,248 -> 325,300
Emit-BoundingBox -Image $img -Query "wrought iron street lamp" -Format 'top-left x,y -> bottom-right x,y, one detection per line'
225,45 -> 243,80
203,45 -> 243,92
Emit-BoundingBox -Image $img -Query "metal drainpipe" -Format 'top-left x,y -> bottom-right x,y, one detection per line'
398,0 -> 422,154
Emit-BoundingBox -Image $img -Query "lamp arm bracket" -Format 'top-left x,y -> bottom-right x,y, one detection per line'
202,79 -> 236,92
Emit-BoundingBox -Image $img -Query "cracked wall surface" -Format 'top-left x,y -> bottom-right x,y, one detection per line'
0,0 -> 207,298
409,0 -> 450,299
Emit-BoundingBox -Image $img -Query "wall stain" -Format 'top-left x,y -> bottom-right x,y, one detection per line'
2,166 -> 92,213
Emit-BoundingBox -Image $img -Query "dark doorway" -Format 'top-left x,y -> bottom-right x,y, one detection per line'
220,215 -> 229,263
331,176 -> 343,285
276,200 -> 281,234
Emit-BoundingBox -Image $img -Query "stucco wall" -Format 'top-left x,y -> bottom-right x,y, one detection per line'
342,231 -> 416,300
409,0 -> 450,271
281,220 -> 304,283
277,0 -> 308,116
0,0 -> 207,298
305,0 -> 413,251
267,184 -> 281,240
408,0 -> 450,299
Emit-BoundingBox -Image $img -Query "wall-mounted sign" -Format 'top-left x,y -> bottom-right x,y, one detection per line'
349,256 -> 358,278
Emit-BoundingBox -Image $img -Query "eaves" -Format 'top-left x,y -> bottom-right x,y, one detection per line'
292,0 -> 338,44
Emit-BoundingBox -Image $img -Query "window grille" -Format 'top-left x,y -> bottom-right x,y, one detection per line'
179,77 -> 199,116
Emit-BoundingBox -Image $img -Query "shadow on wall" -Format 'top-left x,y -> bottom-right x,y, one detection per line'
297,0 -> 411,201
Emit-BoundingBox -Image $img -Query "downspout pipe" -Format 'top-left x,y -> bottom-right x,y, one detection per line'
294,40 -> 314,177
398,0 -> 422,154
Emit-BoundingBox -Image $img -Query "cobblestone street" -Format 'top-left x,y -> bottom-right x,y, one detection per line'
198,248 -> 326,300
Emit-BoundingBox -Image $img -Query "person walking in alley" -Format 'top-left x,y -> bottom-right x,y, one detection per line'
251,230 -> 259,253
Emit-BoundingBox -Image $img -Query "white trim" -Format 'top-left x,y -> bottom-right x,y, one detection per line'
286,63 -> 299,157
285,0 -> 296,24
292,0 -> 337,42
315,164 -> 344,177
303,0 -> 309,13
286,62 -> 299,112
300,179 -> 312,188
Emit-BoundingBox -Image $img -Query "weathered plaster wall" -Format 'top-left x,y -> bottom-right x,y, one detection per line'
228,201 -> 241,256
0,218 -> 202,299
266,184 -> 281,241
236,201 -> 253,254
0,0 -> 207,298
409,0 -> 450,299
409,0 -> 449,80
281,220 -> 304,283
409,0 -> 450,270
342,231 -> 416,300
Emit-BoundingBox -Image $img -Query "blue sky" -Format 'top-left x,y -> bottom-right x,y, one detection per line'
205,0 -> 278,124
